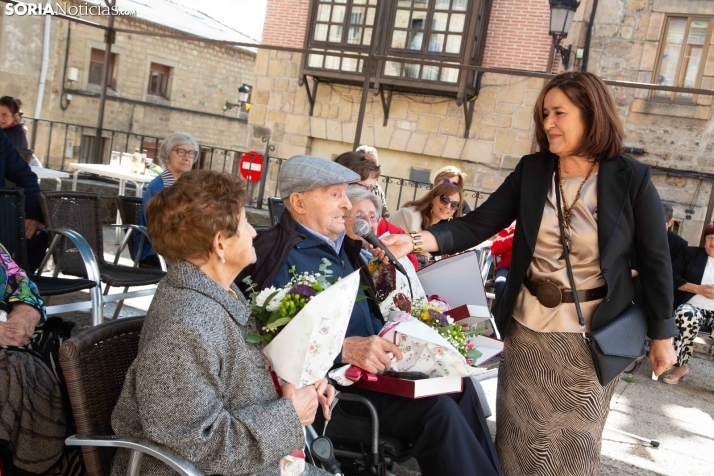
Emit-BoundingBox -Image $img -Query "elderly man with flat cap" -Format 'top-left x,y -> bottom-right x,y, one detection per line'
237,155 -> 502,476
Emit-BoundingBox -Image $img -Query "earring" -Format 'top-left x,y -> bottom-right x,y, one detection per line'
219,256 -> 226,264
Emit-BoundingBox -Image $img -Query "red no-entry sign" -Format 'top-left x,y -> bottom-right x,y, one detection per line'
239,151 -> 264,183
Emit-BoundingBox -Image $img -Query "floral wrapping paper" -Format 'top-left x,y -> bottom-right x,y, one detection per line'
263,270 -> 361,388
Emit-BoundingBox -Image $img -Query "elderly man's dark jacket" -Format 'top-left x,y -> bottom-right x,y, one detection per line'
236,210 -> 383,330
672,246 -> 709,310
429,152 -> 678,340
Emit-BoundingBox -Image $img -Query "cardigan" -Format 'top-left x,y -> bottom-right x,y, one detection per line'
428,152 -> 678,340
111,260 -> 328,476
672,246 -> 711,310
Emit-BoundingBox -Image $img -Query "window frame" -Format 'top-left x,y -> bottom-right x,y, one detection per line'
301,0 -> 492,99
651,15 -> 714,103
88,48 -> 118,90
148,62 -> 172,99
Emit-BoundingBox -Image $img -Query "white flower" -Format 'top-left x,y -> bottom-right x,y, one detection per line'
266,288 -> 289,312
256,286 -> 289,311
255,286 -> 277,307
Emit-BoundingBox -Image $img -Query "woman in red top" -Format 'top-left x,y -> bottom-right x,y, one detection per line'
491,222 -> 515,301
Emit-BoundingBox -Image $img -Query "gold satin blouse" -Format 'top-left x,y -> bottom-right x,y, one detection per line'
512,172 -> 605,333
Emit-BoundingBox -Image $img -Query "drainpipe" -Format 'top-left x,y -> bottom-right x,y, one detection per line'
34,0 -> 52,119
581,0 -> 598,72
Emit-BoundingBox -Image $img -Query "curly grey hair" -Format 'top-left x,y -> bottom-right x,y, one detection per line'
158,132 -> 199,167
346,184 -> 382,215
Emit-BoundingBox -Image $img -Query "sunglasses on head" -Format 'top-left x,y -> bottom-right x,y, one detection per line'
439,194 -> 460,211
442,178 -> 459,184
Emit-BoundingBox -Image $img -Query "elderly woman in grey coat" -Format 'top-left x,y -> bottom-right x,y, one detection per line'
112,170 -> 334,475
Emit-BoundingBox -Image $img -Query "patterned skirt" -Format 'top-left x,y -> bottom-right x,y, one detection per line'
495,319 -> 618,476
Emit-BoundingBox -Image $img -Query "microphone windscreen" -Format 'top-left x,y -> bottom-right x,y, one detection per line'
352,219 -> 371,237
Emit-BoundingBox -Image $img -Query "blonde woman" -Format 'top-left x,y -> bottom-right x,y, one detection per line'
434,165 -> 471,213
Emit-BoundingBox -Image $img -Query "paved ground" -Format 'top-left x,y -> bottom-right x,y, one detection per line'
51,226 -> 714,475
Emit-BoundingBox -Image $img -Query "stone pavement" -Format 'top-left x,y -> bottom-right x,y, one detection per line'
52,226 -> 714,475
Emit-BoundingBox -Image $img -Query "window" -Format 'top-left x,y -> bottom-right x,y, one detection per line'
148,63 -> 171,98
88,48 -> 117,89
80,135 -> 108,164
653,16 -> 713,101
303,0 -> 491,96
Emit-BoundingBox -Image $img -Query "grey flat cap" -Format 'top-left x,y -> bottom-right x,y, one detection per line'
278,155 -> 360,198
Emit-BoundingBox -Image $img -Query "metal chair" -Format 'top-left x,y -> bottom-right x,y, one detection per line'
0,188 -> 99,316
268,197 -> 284,226
114,196 -> 166,269
58,316 -> 203,476
39,191 -> 166,326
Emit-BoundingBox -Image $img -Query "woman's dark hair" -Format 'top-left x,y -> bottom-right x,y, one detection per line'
533,72 -> 624,162
0,97 -> 22,116
334,151 -> 381,181
403,182 -> 462,230
146,170 -> 248,263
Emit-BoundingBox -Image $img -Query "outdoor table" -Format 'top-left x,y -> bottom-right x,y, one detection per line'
67,163 -> 158,244
31,166 -> 70,191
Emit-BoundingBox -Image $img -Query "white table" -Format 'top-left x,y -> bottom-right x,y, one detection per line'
31,166 -> 70,191
67,163 -> 158,243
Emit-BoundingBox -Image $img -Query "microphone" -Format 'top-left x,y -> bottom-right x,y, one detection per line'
352,219 -> 408,277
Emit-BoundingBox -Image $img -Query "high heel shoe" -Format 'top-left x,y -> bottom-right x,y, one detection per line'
662,366 -> 689,385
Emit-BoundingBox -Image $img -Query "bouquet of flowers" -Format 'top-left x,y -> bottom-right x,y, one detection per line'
242,259 -> 362,388
367,254 -> 426,319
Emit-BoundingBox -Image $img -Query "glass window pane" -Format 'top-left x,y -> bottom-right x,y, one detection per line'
314,23 -> 328,41
316,4 -> 331,22
385,61 -> 402,76
408,31 -> 424,50
428,33 -> 445,52
334,0 -> 346,3
366,7 -> 376,25
328,24 -> 343,42
363,27 -> 373,45
422,65 -> 439,80
395,9 -> 410,28
331,5 -> 345,23
325,55 -> 341,70
391,30 -> 407,48
440,67 -> 459,83
397,0 -> 411,7
347,26 -> 362,44
350,7 -> 364,24
435,0 -> 450,10
413,0 -> 428,9
412,10 -> 427,29
449,13 -> 465,32
353,0 -> 366,4
452,0 -> 467,11
654,18 -> 687,98
369,0 -> 377,4
342,57 -> 358,71
432,12 -> 448,31
403,64 -> 420,78
308,54 -> 324,68
445,34 -> 462,53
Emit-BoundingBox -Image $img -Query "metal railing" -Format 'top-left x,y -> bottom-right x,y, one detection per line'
380,176 -> 490,212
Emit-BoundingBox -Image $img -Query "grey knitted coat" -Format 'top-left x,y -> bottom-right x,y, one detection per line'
111,260 -> 328,475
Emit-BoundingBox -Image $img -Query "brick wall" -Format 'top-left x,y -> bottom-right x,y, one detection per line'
262,0 -> 310,48
482,0 -> 553,71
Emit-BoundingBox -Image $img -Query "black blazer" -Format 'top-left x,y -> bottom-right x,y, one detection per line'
672,246 -> 709,309
429,152 -> 678,340
668,231 -> 688,268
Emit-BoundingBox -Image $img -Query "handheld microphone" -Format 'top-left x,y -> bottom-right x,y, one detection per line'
352,219 -> 408,277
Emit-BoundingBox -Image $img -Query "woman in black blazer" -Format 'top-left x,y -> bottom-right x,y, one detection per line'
663,224 -> 714,384
383,72 -> 677,476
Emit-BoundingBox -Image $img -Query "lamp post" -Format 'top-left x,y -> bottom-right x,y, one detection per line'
547,0 -> 580,73
223,83 -> 251,112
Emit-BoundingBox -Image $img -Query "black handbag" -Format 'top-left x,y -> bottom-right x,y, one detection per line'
555,162 -> 647,386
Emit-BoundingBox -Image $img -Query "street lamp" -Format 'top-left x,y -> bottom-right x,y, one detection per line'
548,0 -> 580,70
223,83 -> 251,112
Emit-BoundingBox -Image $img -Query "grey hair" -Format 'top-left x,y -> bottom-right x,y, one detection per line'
662,202 -> 673,223
158,132 -> 199,167
346,185 -> 382,214
355,145 -> 378,157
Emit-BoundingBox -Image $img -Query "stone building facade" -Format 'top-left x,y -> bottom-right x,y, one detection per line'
251,0 -> 714,244
0,0 -> 256,171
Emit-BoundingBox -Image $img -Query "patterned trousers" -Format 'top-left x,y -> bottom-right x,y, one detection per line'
673,303 -> 714,366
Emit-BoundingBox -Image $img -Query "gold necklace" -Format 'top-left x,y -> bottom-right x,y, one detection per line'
558,160 -> 596,252
560,159 -> 591,175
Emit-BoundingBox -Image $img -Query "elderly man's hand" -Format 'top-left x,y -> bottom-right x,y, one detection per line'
0,303 -> 40,347
342,335 -> 403,375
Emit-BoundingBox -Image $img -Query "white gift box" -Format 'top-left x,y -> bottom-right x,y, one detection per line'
375,232 -> 426,318
263,270 -> 362,388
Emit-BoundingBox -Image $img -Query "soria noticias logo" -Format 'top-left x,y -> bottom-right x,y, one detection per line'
5,2 -> 138,16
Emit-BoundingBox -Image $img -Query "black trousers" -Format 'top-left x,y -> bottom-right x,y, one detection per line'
335,378 -> 502,476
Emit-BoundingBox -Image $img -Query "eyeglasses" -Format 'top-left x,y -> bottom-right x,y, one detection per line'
173,148 -> 198,159
355,183 -> 375,193
439,194 -> 460,211
345,212 -> 381,223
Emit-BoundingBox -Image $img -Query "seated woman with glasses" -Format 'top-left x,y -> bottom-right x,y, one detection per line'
136,132 -> 199,267
343,185 -> 419,271
434,165 -> 471,214
387,183 -> 462,265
